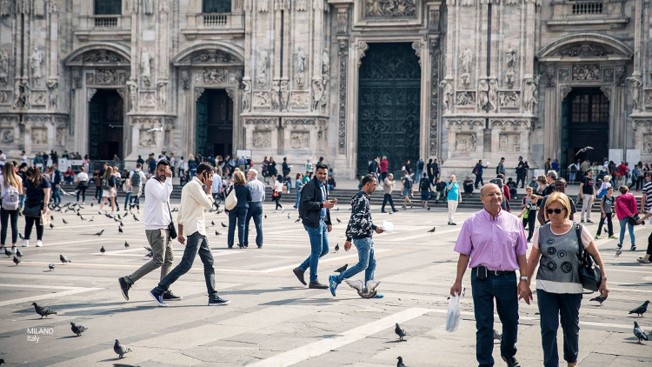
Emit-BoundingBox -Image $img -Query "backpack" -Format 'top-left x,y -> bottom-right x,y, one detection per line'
570,164 -> 577,173
131,170 -> 142,187
101,178 -> 110,191
2,185 -> 20,211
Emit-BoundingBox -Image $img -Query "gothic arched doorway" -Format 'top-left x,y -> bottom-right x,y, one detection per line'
195,89 -> 233,157
88,89 -> 124,160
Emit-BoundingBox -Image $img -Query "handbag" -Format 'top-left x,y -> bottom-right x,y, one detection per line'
272,190 -> 279,198
23,203 -> 42,218
166,202 -> 177,239
628,214 -> 641,226
224,185 -> 238,211
575,224 -> 602,292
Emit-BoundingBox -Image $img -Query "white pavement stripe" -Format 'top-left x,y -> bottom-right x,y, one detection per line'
252,248 -> 392,273
248,307 -> 432,367
0,287 -> 102,307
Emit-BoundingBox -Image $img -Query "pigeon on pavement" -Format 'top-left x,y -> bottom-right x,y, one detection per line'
133,214 -> 139,221
334,243 -> 339,252
427,227 -> 436,233
71,322 -> 87,336
124,241 -> 130,248
32,302 -> 57,318
395,323 -> 407,341
12,256 -> 20,265
15,248 -> 22,257
629,301 -> 650,317
94,229 -> 104,236
397,356 -> 406,367
336,218 -> 342,223
48,264 -> 55,271
5,247 -> 13,257
114,339 -> 132,359
221,222 -> 228,228
118,227 -> 123,233
100,246 -> 106,253
590,295 -> 608,305
634,321 -> 649,343
60,254 -> 71,263
62,218 -> 68,224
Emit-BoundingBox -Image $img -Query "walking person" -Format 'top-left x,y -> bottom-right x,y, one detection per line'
419,173 -> 431,210
99,167 -> 117,215
118,159 -> 179,302
516,156 -> 527,188
579,170 -> 596,223
149,162 -> 230,306
244,169 -> 264,248
526,192 -> 609,367
50,164 -> 62,206
75,167 -> 89,204
272,174 -> 283,211
638,172 -> 652,263
22,167 -> 51,247
473,159 -> 487,189
1,162 -> 23,249
595,187 -> 616,240
328,175 -> 384,298
450,183 -> 531,367
128,163 -> 147,212
615,185 -> 640,254
292,163 -> 335,289
226,171 -> 251,249
380,173 -> 397,213
294,173 -> 303,209
401,170 -> 413,209
520,186 -> 538,242
447,175 -> 460,225
379,156 -> 389,181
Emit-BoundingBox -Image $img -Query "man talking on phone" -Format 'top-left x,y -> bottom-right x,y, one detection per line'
293,163 -> 335,289
450,183 -> 531,367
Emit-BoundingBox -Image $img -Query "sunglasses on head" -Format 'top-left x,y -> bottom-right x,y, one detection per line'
546,208 -> 564,214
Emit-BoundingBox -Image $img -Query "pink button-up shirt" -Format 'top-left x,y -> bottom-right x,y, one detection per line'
454,209 -> 528,271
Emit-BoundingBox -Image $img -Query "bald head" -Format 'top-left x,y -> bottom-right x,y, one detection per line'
480,183 -> 501,196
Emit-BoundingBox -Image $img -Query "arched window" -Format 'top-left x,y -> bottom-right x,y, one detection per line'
95,0 -> 122,15
203,0 -> 231,13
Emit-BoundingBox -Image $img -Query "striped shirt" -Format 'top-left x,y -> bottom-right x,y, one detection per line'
643,180 -> 652,211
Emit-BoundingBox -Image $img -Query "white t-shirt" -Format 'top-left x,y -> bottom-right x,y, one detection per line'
77,172 -> 89,182
274,180 -> 283,192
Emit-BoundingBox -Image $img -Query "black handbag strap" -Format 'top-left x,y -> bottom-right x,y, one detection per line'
166,201 -> 174,225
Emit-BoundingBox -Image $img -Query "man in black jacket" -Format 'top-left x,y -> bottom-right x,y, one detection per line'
293,163 -> 335,289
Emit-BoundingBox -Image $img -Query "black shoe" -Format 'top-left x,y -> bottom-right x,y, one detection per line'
163,290 -> 182,301
308,281 -> 329,289
149,290 -> 168,307
257,245 -> 262,249
118,277 -> 131,301
381,210 -> 387,213
502,356 -> 521,367
208,296 -> 230,306
293,267 -> 307,285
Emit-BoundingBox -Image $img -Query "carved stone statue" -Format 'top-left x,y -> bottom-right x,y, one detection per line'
0,49 -> 8,85
280,80 -> 290,111
505,45 -> 516,88
47,79 -> 58,110
270,81 -> 281,110
441,80 -> 453,112
523,77 -> 539,113
0,0 -> 11,17
30,48 -> 43,82
141,51 -> 151,87
180,70 -> 190,90
14,79 -> 30,109
242,80 -> 251,111
460,48 -> 473,86
127,80 -> 138,112
322,50 -> 330,76
478,79 -> 489,111
312,79 -> 323,111
627,76 -> 643,112
157,80 -> 168,110
295,47 -> 306,87
488,79 -> 498,112
257,50 -> 269,86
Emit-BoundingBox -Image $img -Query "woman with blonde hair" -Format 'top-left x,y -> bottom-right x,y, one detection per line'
99,166 -> 117,215
22,167 -> 51,247
527,191 -> 608,367
1,162 -> 23,248
226,170 -> 251,248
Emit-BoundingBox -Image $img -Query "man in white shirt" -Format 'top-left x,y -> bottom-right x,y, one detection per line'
75,167 -> 89,204
119,159 -> 180,302
149,163 -> 230,306
128,163 -> 147,211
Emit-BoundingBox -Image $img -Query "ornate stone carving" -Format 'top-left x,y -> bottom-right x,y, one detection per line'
139,130 -> 157,147
191,50 -> 238,64
558,43 -> 612,57
615,65 -> 626,85
291,91 -> 310,108
47,79 -> 58,110
252,131 -> 271,148
364,0 -> 417,18
311,79 -> 324,111
180,70 -> 190,90
280,80 -> 290,111
644,134 -> 652,153
127,80 -> 138,112
412,41 -> 422,66
522,77 -> 539,113
0,49 -> 8,85
338,39 -> 349,154
478,79 -> 489,111
30,48 -> 43,83
32,91 -> 46,106
455,133 -> 478,152
498,91 -> 520,108
194,87 -> 205,101
456,91 -> 475,106
322,50 -> 330,76
505,45 -> 517,89
242,80 -> 251,111
600,86 -> 612,101
430,38 -> 440,156
0,90 -> 9,104
14,79 -> 30,109
202,68 -> 227,84
490,119 -> 530,131
141,51 -> 152,87
543,65 -> 556,88
645,89 -> 652,107
81,50 -> 125,64
441,80 -> 453,112
572,64 -> 601,81
72,69 -> 82,90
270,81 -> 281,110
140,92 -> 156,106
296,0 -> 307,11
602,67 -> 614,82
143,0 -> 155,15
337,8 -> 348,34
499,133 -> 520,152
627,76 -> 643,112
356,41 -> 369,68
157,80 -> 168,110
32,128 -> 47,145
257,50 -> 269,87
295,47 -> 306,88
244,118 -> 277,126
0,0 -> 11,17
558,69 -> 570,83
460,48 -> 473,87
86,88 -> 97,102
283,118 -> 317,127
445,119 -> 485,130
56,128 -> 65,146
1,128 -> 13,144
290,131 -> 310,149
254,91 -> 270,107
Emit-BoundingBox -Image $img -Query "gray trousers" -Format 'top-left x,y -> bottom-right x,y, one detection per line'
125,229 -> 173,285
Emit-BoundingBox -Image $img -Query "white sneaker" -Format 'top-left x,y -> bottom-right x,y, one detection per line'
36,240 -> 43,247
22,240 -> 29,247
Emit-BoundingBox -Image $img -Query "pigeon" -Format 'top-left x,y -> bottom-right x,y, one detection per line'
70,322 -> 87,336
13,256 -> 20,265
15,248 -> 22,257
397,356 -> 406,367
94,229 -> 104,236
113,217 -> 120,222
32,302 -> 57,318
634,321 -> 649,343
19,233 -> 24,240
48,264 -> 55,271
118,227 -> 123,233
133,214 -> 139,221
575,146 -> 594,156
114,339 -> 132,359
117,214 -> 122,220
120,221 -> 124,227
89,216 -> 94,222
60,254 -> 71,263
90,203 -> 93,207
334,243 -> 340,252
493,329 -> 502,341
77,212 -> 81,217
50,214 -> 54,220
124,241 -> 130,248
427,226 -> 436,233
629,301 -> 650,317
62,218 -> 68,224
336,218 -> 342,223
211,220 -> 215,226
264,215 -> 267,219
100,246 -> 106,253
221,222 -> 227,228
215,231 -> 221,236
287,213 -> 291,219
334,264 -> 348,273
294,218 -> 300,223
395,323 -> 407,341
143,247 -> 153,258
590,295 -> 608,305
98,211 -> 102,215
4,247 -> 12,257
49,223 -> 54,229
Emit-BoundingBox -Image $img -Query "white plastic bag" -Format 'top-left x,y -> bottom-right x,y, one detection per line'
446,294 -> 461,332
381,220 -> 394,234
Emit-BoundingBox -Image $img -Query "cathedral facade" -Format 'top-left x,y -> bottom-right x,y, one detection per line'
0,0 -> 650,177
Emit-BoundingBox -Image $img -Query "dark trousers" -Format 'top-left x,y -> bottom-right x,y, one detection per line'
76,186 -> 87,202
471,268 -> 519,367
153,232 -> 217,299
244,202 -> 263,247
273,194 -> 283,210
228,207 -> 248,248
474,174 -> 484,188
130,194 -> 141,210
381,193 -> 396,212
380,172 -> 387,181
24,215 -> 44,241
537,290 -> 582,367
522,211 -> 536,241
51,186 -> 61,205
1,208 -> 19,245
516,173 -> 526,188
95,187 -> 102,203
596,214 -> 614,237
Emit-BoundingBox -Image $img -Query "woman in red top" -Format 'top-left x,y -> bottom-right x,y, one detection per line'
615,185 -> 640,252
379,156 -> 389,181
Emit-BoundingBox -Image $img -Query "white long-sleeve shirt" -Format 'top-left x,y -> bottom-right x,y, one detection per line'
177,177 -> 214,236
143,177 -> 173,230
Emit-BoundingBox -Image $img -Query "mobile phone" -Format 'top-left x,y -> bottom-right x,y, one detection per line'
476,265 -> 488,281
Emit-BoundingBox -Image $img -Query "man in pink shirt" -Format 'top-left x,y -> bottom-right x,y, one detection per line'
450,183 -> 531,367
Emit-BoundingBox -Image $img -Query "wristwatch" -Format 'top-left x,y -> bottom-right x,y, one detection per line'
520,276 -> 529,281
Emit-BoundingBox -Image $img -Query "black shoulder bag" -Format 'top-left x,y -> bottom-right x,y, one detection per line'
167,202 -> 177,239
575,223 -> 601,292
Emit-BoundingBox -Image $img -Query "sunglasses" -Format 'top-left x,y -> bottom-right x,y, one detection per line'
546,208 -> 565,214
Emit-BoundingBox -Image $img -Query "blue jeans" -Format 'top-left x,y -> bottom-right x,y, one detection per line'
123,192 -> 131,210
52,186 -> 61,205
336,237 -> 376,284
471,268 -> 519,367
244,202 -> 263,247
228,207 -> 248,248
618,218 -> 635,247
295,190 -> 301,208
153,232 -> 217,298
299,221 -> 329,282
537,290 -> 582,367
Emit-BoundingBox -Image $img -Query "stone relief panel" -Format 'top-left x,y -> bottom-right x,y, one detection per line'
644,89 -> 652,107
364,0 -> 417,18
558,69 -> 570,84
291,91 -> 310,108
77,50 -> 127,64
190,50 -> 239,64
140,92 -> 156,107
602,67 -> 614,82
558,42 -> 613,57
498,133 -> 520,153
290,131 -> 310,149
56,128 -> 65,146
257,50 -> 269,87
0,48 -> 9,86
498,91 -> 520,108
139,130 -> 157,147
31,90 -> 46,107
455,91 -> 475,106
0,90 -> 9,104
454,133 -> 477,152
1,128 -> 14,144
202,68 -> 227,84
252,131 -> 271,148
572,64 -> 601,81
644,134 -> 652,153
254,91 -> 270,108
32,128 -> 47,145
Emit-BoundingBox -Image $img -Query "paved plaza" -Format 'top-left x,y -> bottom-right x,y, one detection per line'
0,196 -> 651,366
